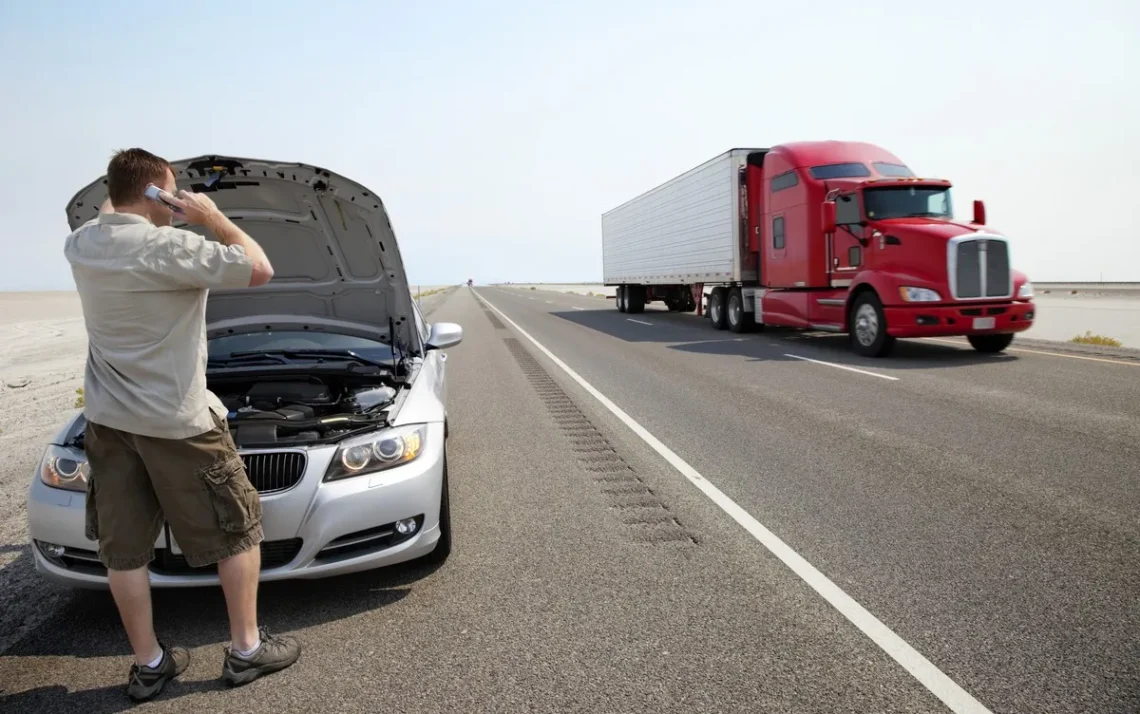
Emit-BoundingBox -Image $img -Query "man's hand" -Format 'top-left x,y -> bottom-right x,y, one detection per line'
172,190 -> 221,227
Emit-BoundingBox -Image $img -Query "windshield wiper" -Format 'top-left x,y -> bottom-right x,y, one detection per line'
207,353 -> 293,367
219,349 -> 390,369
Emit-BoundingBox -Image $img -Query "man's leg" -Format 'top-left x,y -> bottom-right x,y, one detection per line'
108,566 -> 162,666
84,421 -> 189,701
218,543 -> 261,651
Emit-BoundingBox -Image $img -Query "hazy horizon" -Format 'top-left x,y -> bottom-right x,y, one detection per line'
3,1 -> 1137,290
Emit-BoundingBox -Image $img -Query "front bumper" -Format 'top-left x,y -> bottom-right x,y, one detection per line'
27,422 -> 446,589
885,301 -> 1035,338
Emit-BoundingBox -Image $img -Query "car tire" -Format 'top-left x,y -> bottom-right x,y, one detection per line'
423,453 -> 452,565
967,333 -> 1015,353
849,292 -> 896,357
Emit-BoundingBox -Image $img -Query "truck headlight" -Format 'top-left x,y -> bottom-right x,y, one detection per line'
324,424 -> 427,482
898,286 -> 942,302
1017,282 -> 1033,299
40,445 -> 90,492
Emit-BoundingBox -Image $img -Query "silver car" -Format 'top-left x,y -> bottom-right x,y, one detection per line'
27,156 -> 462,589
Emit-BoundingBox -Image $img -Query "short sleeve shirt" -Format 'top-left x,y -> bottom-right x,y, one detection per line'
64,212 -> 254,439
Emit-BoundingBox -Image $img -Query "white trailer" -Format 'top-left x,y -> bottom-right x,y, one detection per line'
601,148 -> 766,315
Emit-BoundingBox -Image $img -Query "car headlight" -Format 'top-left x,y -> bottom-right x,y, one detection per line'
40,445 -> 90,492
898,286 -> 942,302
1017,281 -> 1033,299
324,424 -> 427,482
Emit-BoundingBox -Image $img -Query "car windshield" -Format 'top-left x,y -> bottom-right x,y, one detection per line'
208,330 -> 397,362
863,185 -> 953,220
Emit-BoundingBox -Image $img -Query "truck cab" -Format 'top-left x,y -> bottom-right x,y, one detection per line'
746,141 -> 1034,356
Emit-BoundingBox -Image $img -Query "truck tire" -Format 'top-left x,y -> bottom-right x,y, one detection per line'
627,285 -> 646,314
617,286 -> 627,313
849,292 -> 896,357
708,287 -> 728,330
967,333 -> 1015,353
727,288 -> 755,333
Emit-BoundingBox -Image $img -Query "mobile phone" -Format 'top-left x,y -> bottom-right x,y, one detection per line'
144,183 -> 184,213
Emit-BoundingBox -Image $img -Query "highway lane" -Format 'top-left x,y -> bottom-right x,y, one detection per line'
0,287 -> 947,712
480,285 -> 1140,714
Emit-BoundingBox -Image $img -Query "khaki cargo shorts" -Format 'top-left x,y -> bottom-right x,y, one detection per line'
83,411 -> 264,570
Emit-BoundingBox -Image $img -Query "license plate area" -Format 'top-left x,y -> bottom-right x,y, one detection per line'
972,317 -> 996,330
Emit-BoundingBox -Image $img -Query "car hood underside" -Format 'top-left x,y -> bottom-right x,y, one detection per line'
65,155 -> 419,349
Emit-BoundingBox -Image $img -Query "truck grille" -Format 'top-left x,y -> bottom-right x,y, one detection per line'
952,237 -> 1011,299
241,452 -> 306,494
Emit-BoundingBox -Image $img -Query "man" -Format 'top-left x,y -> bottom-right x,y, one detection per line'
64,148 -> 301,702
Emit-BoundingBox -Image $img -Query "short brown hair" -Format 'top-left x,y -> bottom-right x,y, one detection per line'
106,148 -> 173,206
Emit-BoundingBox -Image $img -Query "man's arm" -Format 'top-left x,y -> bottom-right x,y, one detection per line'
174,190 -> 274,287
205,212 -> 274,287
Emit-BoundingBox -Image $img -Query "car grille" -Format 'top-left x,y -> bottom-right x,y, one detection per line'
952,237 -> 1011,299
149,538 -> 303,575
241,451 -> 306,493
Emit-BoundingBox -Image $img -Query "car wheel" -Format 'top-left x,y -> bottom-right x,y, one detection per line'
849,292 -> 896,357
967,333 -> 1015,353
423,454 -> 452,565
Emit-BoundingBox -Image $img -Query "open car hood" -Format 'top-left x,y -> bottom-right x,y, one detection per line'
65,155 -> 419,351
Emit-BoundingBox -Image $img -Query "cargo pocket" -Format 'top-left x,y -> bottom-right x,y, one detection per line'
199,454 -> 262,534
84,474 -> 99,541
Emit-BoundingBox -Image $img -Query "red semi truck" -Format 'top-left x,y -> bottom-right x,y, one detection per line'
600,141 -> 1036,357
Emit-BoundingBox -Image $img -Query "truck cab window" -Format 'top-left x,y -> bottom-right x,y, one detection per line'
864,186 -> 953,220
773,216 -> 785,250
836,194 -> 861,225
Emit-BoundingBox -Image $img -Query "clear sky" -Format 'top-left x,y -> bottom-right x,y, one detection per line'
2,0 -> 1137,290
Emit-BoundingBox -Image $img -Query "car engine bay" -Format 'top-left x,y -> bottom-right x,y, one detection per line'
213,375 -> 399,448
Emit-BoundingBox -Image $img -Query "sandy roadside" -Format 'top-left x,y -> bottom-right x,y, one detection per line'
0,291 -> 88,654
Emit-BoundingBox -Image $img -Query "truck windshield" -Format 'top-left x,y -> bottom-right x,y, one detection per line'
863,186 -> 953,220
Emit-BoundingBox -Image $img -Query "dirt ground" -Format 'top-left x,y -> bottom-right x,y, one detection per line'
0,291 -> 88,654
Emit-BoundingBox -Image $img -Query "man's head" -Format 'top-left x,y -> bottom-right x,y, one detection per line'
106,148 -> 178,226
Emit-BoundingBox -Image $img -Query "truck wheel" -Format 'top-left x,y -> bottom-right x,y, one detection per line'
967,333 -> 1015,353
727,288 -> 755,333
849,292 -> 895,357
708,287 -> 728,330
627,286 -> 646,314
617,286 -> 627,313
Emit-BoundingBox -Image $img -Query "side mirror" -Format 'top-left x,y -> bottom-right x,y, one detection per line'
973,199 -> 986,225
426,322 -> 463,351
821,201 -> 837,234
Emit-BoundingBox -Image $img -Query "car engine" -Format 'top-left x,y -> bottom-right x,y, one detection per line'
213,375 -> 398,447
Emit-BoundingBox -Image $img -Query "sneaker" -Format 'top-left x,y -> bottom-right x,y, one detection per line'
222,627 -> 301,686
126,643 -> 190,702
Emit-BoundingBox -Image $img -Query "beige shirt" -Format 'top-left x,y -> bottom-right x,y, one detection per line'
64,212 -> 254,439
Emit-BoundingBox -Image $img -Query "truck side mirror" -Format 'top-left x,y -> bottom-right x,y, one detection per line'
973,200 -> 986,225
822,201 -> 837,234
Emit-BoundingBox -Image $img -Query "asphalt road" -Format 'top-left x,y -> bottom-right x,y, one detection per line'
2,286 -> 1138,713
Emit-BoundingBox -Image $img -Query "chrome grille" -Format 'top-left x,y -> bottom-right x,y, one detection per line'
951,236 -> 1012,300
241,451 -> 306,493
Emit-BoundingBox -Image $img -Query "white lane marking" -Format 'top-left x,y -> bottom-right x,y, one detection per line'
628,319 -> 653,325
479,294 -> 989,714
785,353 -> 899,381
545,300 -> 555,304
528,297 -> 536,301
572,306 -> 586,311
